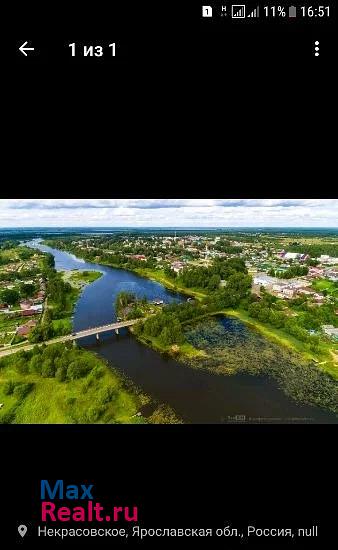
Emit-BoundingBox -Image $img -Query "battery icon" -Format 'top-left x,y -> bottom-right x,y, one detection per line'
288,6 -> 297,17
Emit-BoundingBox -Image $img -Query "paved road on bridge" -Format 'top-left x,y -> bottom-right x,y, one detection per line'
0,319 -> 139,358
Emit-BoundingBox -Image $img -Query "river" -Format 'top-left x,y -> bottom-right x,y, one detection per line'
27,240 -> 337,423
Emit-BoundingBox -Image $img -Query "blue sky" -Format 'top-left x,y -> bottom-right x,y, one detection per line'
0,199 -> 337,227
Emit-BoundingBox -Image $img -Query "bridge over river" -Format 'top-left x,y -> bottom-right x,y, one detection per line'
0,319 -> 139,358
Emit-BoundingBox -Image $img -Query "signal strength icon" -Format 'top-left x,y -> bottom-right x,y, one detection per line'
247,6 -> 260,17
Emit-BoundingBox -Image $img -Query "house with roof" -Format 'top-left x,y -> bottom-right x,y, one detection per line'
20,299 -> 33,310
130,255 -> 147,261
16,320 -> 37,337
321,325 -> 338,340
319,255 -> 338,265
171,261 -> 185,274
21,304 -> 43,316
308,267 -> 325,278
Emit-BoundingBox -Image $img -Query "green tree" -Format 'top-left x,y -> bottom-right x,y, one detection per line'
0,289 -> 20,305
269,310 -> 285,329
164,265 -> 175,278
13,383 -> 33,400
208,274 -> 221,291
257,307 -> 270,323
29,354 -> 42,375
67,360 -> 91,380
132,320 -> 144,336
14,356 -> 29,375
19,283 -> 37,299
159,319 -> 183,346
3,380 -> 16,395
55,366 -> 67,382
143,316 -> 163,337
41,358 -> 55,378
18,249 -> 33,260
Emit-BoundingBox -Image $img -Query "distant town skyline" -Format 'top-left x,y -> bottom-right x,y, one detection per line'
0,199 -> 337,228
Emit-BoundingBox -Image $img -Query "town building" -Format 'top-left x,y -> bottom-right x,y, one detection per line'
128,255 -> 147,261
171,261 -> 185,274
16,319 -> 38,337
308,267 -> 325,278
20,300 -> 34,310
321,325 -> 338,340
319,255 -> 338,265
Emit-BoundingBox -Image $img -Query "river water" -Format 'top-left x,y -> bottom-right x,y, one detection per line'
27,240 -> 337,423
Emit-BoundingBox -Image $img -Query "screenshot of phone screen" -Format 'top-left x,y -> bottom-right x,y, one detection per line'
6,2 -> 337,550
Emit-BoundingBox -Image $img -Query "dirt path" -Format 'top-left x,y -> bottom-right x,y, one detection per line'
329,350 -> 338,364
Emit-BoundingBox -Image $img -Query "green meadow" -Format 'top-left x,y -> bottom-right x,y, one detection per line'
0,344 -> 143,424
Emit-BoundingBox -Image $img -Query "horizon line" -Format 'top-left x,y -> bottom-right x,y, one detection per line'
1,226 -> 338,231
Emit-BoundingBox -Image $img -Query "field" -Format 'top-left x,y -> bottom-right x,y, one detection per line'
0,248 -> 21,262
51,318 -> 72,334
0,314 -> 38,347
0,347 -> 142,424
0,341 -> 184,424
312,278 -> 338,298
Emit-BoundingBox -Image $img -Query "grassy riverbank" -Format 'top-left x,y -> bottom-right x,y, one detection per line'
222,308 -> 338,379
133,330 -> 207,359
133,267 -> 208,300
0,343 -> 183,424
49,270 -> 102,336
183,317 -> 338,415
0,345 -> 142,423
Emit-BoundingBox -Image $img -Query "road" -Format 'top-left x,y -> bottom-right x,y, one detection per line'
0,319 -> 139,358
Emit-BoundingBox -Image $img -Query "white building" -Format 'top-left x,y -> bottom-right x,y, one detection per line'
322,325 -> 338,340
253,274 -> 276,288
319,255 -> 338,265
284,252 -> 300,260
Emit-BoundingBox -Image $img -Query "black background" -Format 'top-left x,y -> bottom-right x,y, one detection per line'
1,425 -> 337,547
5,0 -> 338,547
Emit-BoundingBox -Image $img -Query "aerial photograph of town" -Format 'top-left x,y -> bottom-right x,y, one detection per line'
0,199 -> 337,423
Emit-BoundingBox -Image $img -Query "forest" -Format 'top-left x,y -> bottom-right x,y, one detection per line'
268,265 -> 309,279
135,259 -> 252,347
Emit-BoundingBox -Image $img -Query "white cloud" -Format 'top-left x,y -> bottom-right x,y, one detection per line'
0,199 -> 337,227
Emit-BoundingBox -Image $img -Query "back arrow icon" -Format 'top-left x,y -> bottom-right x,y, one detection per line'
19,41 -> 35,56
